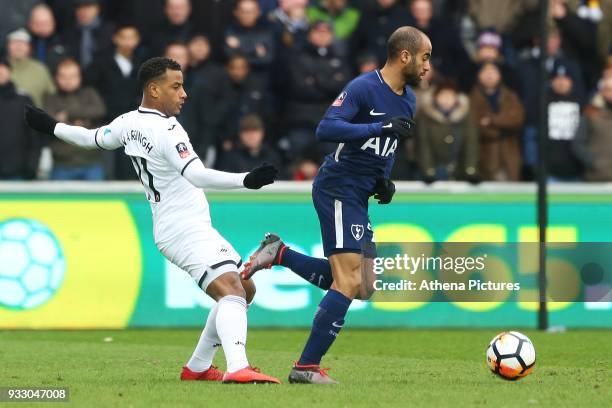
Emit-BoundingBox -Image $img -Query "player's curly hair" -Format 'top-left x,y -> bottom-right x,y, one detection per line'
137,57 -> 182,90
387,26 -> 424,60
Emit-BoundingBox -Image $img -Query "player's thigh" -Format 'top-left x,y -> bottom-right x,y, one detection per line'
241,277 -> 256,304
159,229 -> 247,298
312,186 -> 372,257
206,271 -> 246,301
359,254 -> 376,300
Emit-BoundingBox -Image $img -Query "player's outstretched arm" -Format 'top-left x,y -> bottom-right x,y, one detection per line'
316,117 -> 382,143
25,104 -> 107,150
316,116 -> 415,143
182,160 -> 278,190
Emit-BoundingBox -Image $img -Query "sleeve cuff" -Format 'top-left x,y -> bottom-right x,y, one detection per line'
370,122 -> 383,136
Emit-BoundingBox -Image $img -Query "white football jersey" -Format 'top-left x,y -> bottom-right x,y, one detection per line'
95,107 -> 211,246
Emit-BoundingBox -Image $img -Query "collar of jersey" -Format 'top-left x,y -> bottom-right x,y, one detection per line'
137,106 -> 169,118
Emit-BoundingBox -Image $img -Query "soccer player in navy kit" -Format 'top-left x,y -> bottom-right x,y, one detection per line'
243,26 -> 432,384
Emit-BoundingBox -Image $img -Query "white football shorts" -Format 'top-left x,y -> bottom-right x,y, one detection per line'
158,227 -> 244,291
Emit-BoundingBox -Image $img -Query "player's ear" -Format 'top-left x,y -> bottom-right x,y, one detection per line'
401,50 -> 412,65
148,81 -> 160,99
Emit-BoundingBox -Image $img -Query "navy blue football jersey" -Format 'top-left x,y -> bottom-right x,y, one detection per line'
314,70 -> 416,192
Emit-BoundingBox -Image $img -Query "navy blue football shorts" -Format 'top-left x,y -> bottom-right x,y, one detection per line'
312,184 -> 377,259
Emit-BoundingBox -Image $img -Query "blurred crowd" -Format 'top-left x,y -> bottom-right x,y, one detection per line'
0,0 -> 611,183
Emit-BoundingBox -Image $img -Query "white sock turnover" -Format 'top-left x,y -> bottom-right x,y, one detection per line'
216,295 -> 249,373
186,304 -> 221,372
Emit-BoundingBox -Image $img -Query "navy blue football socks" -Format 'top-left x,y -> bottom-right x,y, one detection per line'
280,248 -> 333,290
298,289 -> 352,365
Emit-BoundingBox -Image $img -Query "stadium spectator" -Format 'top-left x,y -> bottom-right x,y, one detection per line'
102,0 -> 165,41
268,0 -> 310,52
60,0 -> 115,69
216,114 -> 284,176
44,58 -> 106,180
164,42 -> 191,82
267,0 -> 310,116
150,0 -> 194,57
306,0 -> 361,57
574,76 -> 612,181
598,2 -> 612,67
517,26 -> 585,178
351,0 -> 411,66
416,80 -> 479,183
280,20 -> 350,161
356,52 -> 379,74
86,25 -> 142,122
86,24 -> 143,180
0,57 -> 40,180
551,0 -> 602,92
546,63 -> 584,181
468,0 -> 539,36
391,65 -> 439,181
466,30 -> 521,92
45,0 -> 79,34
186,34 -> 225,89
470,62 -> 525,181
291,144 -> 324,181
0,0 -> 39,55
190,0 -> 236,60
6,28 -> 56,107
408,0 -> 472,90
224,0 -> 277,84
179,35 -> 228,165
214,54 -> 273,151
27,3 -> 68,71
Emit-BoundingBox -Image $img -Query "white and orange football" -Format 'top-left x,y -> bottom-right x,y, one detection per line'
486,331 -> 536,380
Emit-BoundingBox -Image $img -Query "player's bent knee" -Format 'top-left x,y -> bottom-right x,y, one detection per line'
336,276 -> 363,297
329,252 -> 365,298
206,271 -> 246,301
241,278 -> 256,304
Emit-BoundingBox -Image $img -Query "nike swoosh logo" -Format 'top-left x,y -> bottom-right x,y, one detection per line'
382,124 -> 393,128
370,109 -> 386,116
331,321 -> 344,328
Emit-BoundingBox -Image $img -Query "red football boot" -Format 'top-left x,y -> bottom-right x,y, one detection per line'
222,366 -> 281,384
180,365 -> 225,381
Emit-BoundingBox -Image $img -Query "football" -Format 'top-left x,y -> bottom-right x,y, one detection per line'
486,331 -> 536,380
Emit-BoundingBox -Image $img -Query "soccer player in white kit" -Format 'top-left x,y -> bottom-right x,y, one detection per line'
25,57 -> 280,384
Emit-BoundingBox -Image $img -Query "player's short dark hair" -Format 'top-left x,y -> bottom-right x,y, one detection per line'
387,26 -> 424,60
137,57 -> 182,90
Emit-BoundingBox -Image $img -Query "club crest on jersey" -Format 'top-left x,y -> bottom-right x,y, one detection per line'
351,224 -> 364,241
332,91 -> 347,107
175,142 -> 190,158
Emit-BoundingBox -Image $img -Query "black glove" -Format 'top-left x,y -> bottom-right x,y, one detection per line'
381,116 -> 415,140
243,163 -> 279,189
372,178 -> 395,204
25,105 -> 58,135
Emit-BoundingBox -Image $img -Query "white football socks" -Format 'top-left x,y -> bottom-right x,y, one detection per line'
186,304 -> 221,372
216,295 -> 249,373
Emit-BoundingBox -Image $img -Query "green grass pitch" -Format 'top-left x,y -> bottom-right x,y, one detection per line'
1,329 -> 609,407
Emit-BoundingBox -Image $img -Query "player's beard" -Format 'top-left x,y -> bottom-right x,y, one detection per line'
404,58 -> 421,87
